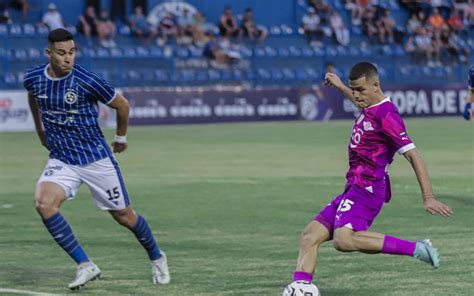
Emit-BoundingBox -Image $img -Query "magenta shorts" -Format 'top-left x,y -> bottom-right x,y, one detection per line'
315,184 -> 385,237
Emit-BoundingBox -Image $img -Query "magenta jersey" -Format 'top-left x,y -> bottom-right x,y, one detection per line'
345,97 -> 415,202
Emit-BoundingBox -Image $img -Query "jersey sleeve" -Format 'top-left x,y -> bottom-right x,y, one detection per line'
381,110 -> 415,155
23,71 -> 34,92
88,73 -> 117,104
468,65 -> 474,89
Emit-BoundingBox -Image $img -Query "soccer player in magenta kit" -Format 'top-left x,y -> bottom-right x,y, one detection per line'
285,62 -> 453,290
24,28 -> 169,290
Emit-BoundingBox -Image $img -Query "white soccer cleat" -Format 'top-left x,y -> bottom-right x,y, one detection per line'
283,281 -> 320,296
151,251 -> 170,284
68,261 -> 101,290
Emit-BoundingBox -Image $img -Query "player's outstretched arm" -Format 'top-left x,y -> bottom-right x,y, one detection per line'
27,91 -> 48,150
403,148 -> 453,217
108,93 -> 130,153
323,72 -> 359,108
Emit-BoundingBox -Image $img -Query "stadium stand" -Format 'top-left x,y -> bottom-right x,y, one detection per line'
0,0 -> 472,89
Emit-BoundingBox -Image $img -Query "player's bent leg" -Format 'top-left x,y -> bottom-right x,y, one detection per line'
36,181 -> 93,280
294,220 -> 331,281
35,181 -> 66,219
333,227 -> 385,253
109,207 -> 170,284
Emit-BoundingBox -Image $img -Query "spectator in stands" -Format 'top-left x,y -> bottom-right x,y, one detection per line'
191,11 -> 211,47
345,0 -> 364,26
218,6 -> 239,38
240,7 -> 267,43
158,12 -> 179,46
438,25 -> 459,64
302,7 -> 324,46
361,6 -> 378,42
110,0 -> 126,23
0,7 -> 12,24
177,8 -> 194,44
129,6 -> 157,45
453,0 -> 472,25
41,3 -> 65,31
8,0 -> 28,23
431,0 -> 453,20
78,5 -> 99,46
413,28 -> 441,66
400,0 -> 432,20
329,9 -> 350,46
203,33 -> 230,66
133,0 -> 148,15
447,9 -> 465,33
406,13 -> 422,35
308,0 -> 330,16
377,9 -> 396,44
97,10 -> 117,48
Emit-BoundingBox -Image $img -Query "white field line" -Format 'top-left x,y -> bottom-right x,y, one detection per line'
0,288 -> 65,296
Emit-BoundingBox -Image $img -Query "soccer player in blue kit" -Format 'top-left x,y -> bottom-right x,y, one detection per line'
463,65 -> 474,120
24,28 -> 170,290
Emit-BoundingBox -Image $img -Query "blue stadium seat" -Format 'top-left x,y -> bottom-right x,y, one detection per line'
155,69 -> 168,81
12,48 -> 27,61
278,47 -> 290,57
22,24 -> 36,36
27,48 -> 42,60
136,47 -> 150,58
37,25 -> 49,36
280,24 -> 294,35
123,48 -> 136,58
326,46 -> 338,57
176,47 -> 189,58
288,46 -> 302,57
118,25 -> 131,35
126,70 -> 141,82
282,68 -> 296,80
149,47 -> 163,58
207,69 -> 221,80
232,69 -> 243,80
264,46 -> 277,57
96,48 -> 110,59
195,69 -> 208,81
254,47 -> 266,57
257,68 -> 271,80
301,46 -> 314,57
0,24 -> 7,36
188,46 -> 202,57
271,68 -> 284,80
348,47 -> 361,56
9,24 -> 22,36
312,46 -> 325,56
269,25 -> 282,36
336,46 -> 349,56
109,48 -> 123,58
239,46 -> 253,58
82,48 -> 96,58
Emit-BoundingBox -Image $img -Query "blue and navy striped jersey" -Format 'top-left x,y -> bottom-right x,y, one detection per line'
469,65 -> 474,89
24,63 -> 117,165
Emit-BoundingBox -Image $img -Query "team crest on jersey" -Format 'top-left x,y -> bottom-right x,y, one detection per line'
400,132 -> 408,140
64,91 -> 78,104
363,121 -> 374,131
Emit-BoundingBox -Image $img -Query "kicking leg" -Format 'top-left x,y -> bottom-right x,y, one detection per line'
110,207 -> 170,284
36,181 -> 100,289
294,220 -> 331,281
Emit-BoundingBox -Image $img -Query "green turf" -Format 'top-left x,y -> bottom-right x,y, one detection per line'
0,118 -> 473,296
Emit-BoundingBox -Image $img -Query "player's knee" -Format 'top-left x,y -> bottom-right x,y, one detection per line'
34,195 -> 59,217
300,229 -> 324,248
111,210 -> 136,228
333,235 -> 354,252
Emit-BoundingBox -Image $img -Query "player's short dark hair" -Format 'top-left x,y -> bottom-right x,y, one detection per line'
349,62 -> 379,81
48,28 -> 74,44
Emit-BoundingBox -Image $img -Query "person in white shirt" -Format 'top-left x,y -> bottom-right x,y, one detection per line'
302,7 -> 323,46
41,3 -> 65,31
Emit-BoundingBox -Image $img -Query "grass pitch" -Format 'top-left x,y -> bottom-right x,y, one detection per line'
0,118 -> 473,296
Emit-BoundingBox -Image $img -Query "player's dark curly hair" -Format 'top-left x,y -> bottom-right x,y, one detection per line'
48,28 -> 74,44
349,62 -> 379,81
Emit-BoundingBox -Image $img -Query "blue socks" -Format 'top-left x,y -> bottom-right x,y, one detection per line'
43,212 -> 89,264
132,215 -> 162,260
